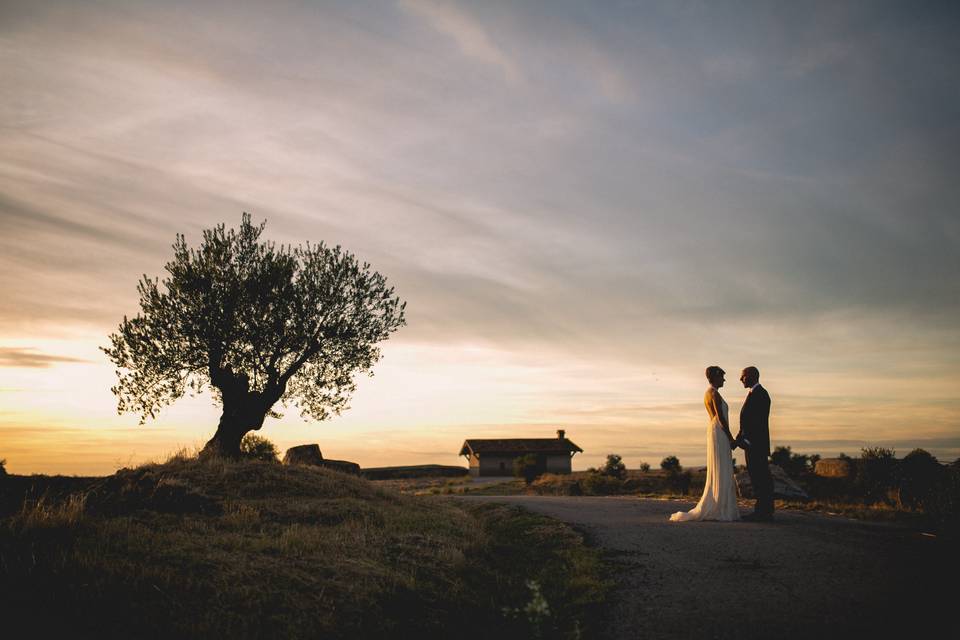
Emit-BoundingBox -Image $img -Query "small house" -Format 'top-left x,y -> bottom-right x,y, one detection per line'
459,429 -> 583,477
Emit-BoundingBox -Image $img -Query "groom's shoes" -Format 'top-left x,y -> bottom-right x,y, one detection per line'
742,512 -> 774,522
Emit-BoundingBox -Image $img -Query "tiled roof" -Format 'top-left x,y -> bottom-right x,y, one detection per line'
459,438 -> 583,456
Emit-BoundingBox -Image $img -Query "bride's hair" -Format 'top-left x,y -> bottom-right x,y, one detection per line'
705,365 -> 724,381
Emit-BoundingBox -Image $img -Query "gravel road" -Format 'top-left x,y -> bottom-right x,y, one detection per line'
456,495 -> 954,639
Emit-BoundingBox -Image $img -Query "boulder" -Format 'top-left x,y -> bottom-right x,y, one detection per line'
283,444 -> 324,466
320,459 -> 362,475
815,458 -> 854,478
735,464 -> 809,500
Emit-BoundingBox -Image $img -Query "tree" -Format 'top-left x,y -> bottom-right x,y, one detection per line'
639,462 -> 651,473
856,447 -> 897,503
660,456 -> 681,473
770,445 -> 793,469
896,449 -> 942,510
103,214 -> 406,459
601,454 -> 626,480
770,445 -> 819,477
513,454 -> 541,485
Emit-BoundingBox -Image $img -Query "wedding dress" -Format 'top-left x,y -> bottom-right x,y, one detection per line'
669,389 -> 741,522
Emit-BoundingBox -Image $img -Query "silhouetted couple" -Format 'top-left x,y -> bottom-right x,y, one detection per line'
670,366 -> 774,523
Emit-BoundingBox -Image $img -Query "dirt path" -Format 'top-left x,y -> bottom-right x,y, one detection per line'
456,496 -> 954,639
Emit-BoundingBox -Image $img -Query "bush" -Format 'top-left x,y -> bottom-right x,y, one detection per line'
665,470 -> 692,495
580,473 -> 623,495
513,454 -> 540,485
601,454 -> 626,480
239,434 -> 279,462
660,456 -> 681,473
856,447 -> 897,503
896,449 -> 943,510
0,458 -> 6,477
770,446 -> 819,477
639,462 -> 651,473
924,465 -> 960,534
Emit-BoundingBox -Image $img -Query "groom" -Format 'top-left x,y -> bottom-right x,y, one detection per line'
734,366 -> 774,521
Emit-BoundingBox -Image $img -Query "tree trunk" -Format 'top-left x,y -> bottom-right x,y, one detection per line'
199,419 -> 247,460
199,399 -> 268,460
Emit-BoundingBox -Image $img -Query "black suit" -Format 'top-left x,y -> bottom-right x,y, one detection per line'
738,385 -> 774,516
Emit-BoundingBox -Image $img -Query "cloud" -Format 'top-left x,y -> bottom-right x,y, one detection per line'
0,0 -> 957,474
399,0 -> 521,83
0,347 -> 89,368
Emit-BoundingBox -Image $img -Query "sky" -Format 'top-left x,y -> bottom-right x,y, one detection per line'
1,0 -> 958,475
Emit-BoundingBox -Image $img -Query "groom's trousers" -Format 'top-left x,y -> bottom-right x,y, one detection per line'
745,450 -> 774,516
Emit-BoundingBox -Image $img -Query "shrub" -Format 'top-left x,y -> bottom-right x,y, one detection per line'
513,454 -> 540,485
531,473 -> 581,496
580,473 -> 623,495
665,470 -> 692,495
239,434 -> 279,462
660,456 -> 681,473
924,465 -> 960,534
0,458 -> 6,477
856,447 -> 897,503
770,446 -> 819,477
639,462 -> 651,473
896,449 -> 943,510
601,454 -> 626,480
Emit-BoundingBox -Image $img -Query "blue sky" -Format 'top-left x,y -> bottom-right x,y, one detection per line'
1,1 -> 958,473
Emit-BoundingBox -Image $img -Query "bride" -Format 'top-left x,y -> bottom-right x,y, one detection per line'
669,365 -> 741,522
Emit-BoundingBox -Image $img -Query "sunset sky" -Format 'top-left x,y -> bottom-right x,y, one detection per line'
2,1 -> 958,475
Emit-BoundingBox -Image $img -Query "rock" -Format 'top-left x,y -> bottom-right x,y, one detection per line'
319,459 -> 361,475
815,458 -> 854,478
736,464 -> 809,501
282,446 -> 360,474
283,444 -> 324,466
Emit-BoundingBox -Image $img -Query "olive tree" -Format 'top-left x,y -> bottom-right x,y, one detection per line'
103,214 -> 406,459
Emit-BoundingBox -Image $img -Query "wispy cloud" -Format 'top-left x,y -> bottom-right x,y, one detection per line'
0,347 -> 88,368
399,0 -> 521,83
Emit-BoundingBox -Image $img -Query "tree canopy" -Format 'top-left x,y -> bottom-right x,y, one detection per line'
103,213 -> 406,457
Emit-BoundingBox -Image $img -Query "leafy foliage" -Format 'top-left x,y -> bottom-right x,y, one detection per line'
660,456 -> 681,473
102,214 -> 406,436
895,449 -> 942,509
856,447 -> 897,503
600,454 -> 626,480
770,446 -> 820,477
580,473 -> 623,495
239,433 -> 279,462
513,454 -> 541,485
639,461 -> 651,473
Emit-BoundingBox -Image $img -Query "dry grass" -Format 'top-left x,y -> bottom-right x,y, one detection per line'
11,493 -> 87,530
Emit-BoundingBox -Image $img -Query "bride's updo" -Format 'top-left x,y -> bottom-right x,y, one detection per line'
705,365 -> 724,382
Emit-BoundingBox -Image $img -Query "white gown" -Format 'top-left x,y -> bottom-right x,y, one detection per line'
669,390 -> 741,522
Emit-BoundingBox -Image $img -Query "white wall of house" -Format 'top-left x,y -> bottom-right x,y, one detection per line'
545,454 -> 572,474
478,455 -> 515,476
466,453 -> 574,476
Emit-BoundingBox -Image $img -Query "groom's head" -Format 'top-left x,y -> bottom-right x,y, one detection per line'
740,366 -> 759,388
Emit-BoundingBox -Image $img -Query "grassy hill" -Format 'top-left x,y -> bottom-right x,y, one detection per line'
0,457 -> 608,639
